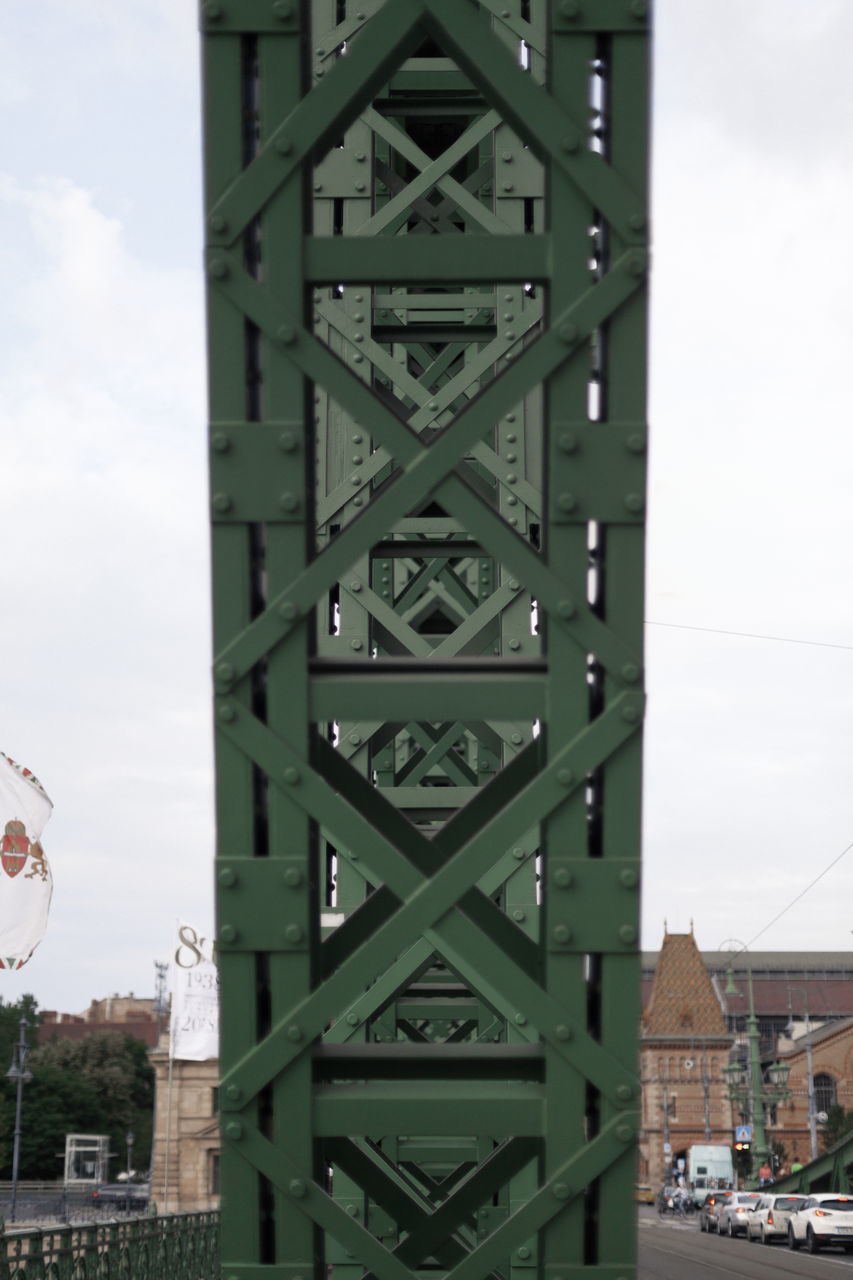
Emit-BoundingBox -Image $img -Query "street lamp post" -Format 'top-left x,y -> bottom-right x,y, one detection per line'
125,1130 -> 135,1215
722,950 -> 791,1189
787,986 -> 819,1162
6,1016 -> 33,1224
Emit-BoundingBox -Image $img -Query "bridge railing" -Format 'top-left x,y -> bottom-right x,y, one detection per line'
0,1211 -> 219,1280
770,1131 -> 853,1196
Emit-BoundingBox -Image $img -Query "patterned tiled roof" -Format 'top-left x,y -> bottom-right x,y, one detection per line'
642,930 -> 730,1039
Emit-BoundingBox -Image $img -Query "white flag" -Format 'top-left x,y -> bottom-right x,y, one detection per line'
170,921 -> 219,1060
0,753 -> 54,970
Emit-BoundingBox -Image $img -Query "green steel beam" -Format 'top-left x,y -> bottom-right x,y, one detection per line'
203,1 -> 649,1276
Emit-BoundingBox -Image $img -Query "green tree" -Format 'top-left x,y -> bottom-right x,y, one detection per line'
820,1104 -> 853,1153
0,995 -> 41,1173
27,1033 -> 154,1180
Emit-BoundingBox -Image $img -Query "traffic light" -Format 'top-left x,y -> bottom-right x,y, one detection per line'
734,1141 -> 751,1153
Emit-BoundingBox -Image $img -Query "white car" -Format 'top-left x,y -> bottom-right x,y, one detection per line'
746,1193 -> 806,1244
788,1193 -> 853,1253
716,1191 -> 762,1237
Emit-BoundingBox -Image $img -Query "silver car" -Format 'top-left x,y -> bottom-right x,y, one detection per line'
716,1191 -> 762,1237
746,1193 -> 806,1244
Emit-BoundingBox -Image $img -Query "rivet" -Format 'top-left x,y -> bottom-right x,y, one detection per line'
512,847 -> 525,860
353,354 -> 363,363
218,704 -> 236,723
517,1247 -> 530,1260
621,704 -> 640,724
626,432 -> 646,454
561,134 -> 579,154
355,153 -> 366,164
553,924 -> 572,944
629,211 -> 646,231
314,183 -> 323,193
616,1083 -> 633,1101
506,472 -> 517,484
502,182 -> 514,193
554,867 -> 573,887
278,323 -> 297,345
619,924 -> 637,945
288,1178 -> 306,1198
511,732 -> 523,744
350,580 -> 362,592
558,321 -> 577,344
275,135 -> 293,155
552,1182 -> 571,1200
285,923 -> 303,944
283,867 -> 303,887
350,639 -> 363,651
505,451 -> 517,462
212,492 -> 232,513
624,492 -> 644,513
209,213 -> 228,234
557,492 -> 576,513
629,0 -> 647,17
555,1024 -> 572,1041
204,2 -> 224,21
512,909 -> 526,922
509,638 -> 521,650
225,1121 -> 243,1141
279,601 -> 297,620
557,770 -> 574,793
225,1083 -> 242,1102
626,250 -> 647,277
514,1013 -> 527,1026
280,492 -> 299,512
349,733 -> 362,746
211,431 -> 230,453
287,1024 -> 304,1042
346,1012 -> 359,1026
556,599 -> 575,619
560,0 -> 580,15
558,432 -> 578,453
278,430 -> 298,452
352,433 -> 363,443
619,867 -> 639,889
616,1122 -> 634,1142
218,867 -> 237,888
209,258 -> 229,280
273,0 -> 293,16
501,151 -> 513,163
283,766 -> 300,785
509,579 -> 520,590
621,662 -> 640,683
346,1205 -> 358,1217
220,924 -> 238,944
354,181 -> 366,192
216,661 -> 234,684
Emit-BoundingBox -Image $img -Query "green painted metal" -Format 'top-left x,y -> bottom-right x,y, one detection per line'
202,1 -> 649,1277
0,1213 -> 219,1279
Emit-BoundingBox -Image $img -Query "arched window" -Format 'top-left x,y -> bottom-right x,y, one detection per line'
814,1073 -> 837,1114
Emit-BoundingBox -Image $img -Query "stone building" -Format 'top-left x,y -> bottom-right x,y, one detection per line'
149,1035 -> 220,1213
639,929 -> 734,1185
776,1015 -> 853,1170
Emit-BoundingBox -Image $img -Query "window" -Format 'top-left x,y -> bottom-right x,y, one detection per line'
815,1073 -> 837,1114
209,1151 -> 220,1196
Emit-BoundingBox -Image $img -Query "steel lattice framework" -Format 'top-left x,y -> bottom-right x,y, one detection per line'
202,2 -> 649,1277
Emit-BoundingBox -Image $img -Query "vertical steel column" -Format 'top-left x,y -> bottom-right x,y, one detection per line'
202,1 -> 649,1277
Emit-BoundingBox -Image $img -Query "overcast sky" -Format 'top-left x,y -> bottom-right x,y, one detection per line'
2,1 -> 851,1016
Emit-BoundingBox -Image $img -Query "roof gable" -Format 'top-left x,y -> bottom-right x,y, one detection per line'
643,931 -> 730,1039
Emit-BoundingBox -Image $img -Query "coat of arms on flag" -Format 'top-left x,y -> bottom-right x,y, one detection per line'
0,752 -> 54,969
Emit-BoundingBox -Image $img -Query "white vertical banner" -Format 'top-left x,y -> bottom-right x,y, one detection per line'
0,752 -> 54,970
169,922 -> 219,1060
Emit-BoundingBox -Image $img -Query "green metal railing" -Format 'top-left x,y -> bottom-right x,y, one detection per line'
203,1 -> 649,1276
0,1212 -> 219,1280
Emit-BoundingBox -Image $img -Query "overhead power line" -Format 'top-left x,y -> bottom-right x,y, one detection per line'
646,620 -> 853,652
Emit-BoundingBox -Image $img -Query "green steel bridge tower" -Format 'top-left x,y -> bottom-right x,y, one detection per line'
202,1 -> 649,1277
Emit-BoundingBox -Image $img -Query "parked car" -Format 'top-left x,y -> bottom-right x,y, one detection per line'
92,1182 -> 150,1210
634,1184 -> 655,1204
746,1193 -> 805,1244
716,1191 -> 762,1237
788,1193 -> 853,1253
698,1190 -> 732,1232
